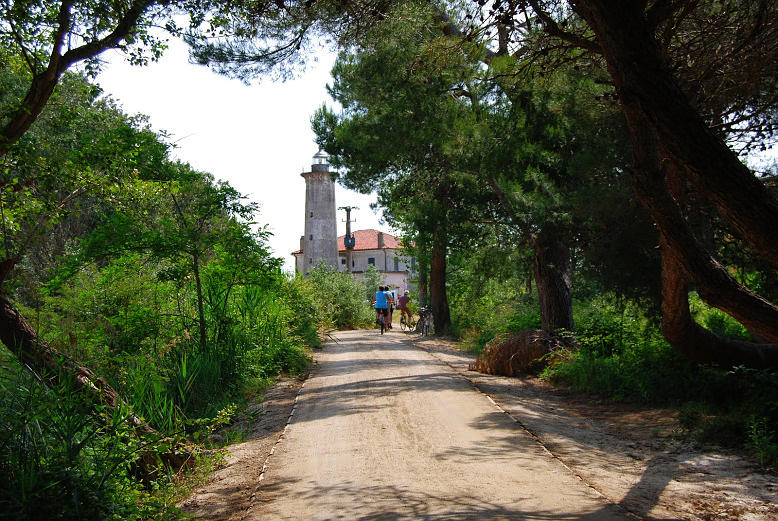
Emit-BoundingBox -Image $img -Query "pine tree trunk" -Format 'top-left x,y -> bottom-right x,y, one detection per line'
429,227 -> 451,336
531,230 -> 574,332
571,0 -> 778,368
418,262 -> 429,307
660,240 -> 778,369
573,0 -> 778,267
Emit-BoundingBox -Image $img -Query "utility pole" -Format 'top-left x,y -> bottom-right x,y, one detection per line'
338,206 -> 358,273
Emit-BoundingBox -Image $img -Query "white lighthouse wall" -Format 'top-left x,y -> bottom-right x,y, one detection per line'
302,171 -> 338,274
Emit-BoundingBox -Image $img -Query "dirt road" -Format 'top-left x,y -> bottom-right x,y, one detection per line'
247,330 -> 632,520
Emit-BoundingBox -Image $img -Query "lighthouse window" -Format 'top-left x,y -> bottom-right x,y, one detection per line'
310,212 -> 313,217
309,235 -> 313,240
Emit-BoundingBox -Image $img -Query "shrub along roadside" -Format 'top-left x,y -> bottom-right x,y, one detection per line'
4,258 -> 319,519
453,288 -> 778,468
0,356 -> 180,521
538,297 -> 778,468
298,262 -> 375,331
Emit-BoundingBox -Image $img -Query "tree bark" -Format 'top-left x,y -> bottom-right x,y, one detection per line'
660,240 -> 778,369
429,226 -> 451,336
418,261 -> 429,307
572,0 -> 778,268
0,70 -> 61,155
625,110 -> 778,342
531,229 -> 574,332
565,0 -> 778,367
0,0 -> 156,155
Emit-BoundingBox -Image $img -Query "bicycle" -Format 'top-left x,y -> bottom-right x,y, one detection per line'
416,307 -> 432,336
377,309 -> 387,335
400,311 -> 415,332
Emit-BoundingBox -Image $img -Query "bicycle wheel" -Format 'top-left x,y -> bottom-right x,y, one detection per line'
379,313 -> 385,334
400,315 -> 408,331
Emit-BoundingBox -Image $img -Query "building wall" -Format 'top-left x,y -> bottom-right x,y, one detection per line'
336,249 -> 414,274
295,253 -> 304,274
296,247 -> 415,286
301,170 -> 338,273
347,269 -> 413,294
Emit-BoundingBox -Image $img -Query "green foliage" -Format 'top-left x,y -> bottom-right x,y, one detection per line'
34,247 -> 315,429
689,293 -> 753,342
447,237 -> 538,352
0,359 -> 182,521
540,298 -> 778,462
0,64 -> 319,518
452,284 -> 539,354
747,416 -> 778,468
361,264 -> 385,300
300,262 -> 374,330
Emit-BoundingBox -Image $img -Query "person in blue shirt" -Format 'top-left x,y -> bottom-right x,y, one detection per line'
373,285 -> 389,325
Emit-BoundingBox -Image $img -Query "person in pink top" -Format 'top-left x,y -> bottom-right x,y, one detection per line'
397,290 -> 412,325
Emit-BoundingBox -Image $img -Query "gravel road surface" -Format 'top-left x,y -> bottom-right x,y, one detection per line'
248,330 -> 634,521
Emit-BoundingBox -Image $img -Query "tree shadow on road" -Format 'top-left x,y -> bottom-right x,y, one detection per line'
257,479 -> 640,521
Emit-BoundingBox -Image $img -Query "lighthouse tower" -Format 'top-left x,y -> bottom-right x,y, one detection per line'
301,150 -> 338,275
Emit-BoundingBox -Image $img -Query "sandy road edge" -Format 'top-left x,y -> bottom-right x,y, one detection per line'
236,358 -> 323,521
408,334 -> 778,521
408,335 -> 644,521
178,364 -> 318,521
242,367 -> 316,518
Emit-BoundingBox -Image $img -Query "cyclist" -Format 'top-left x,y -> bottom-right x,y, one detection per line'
397,290 -> 412,326
372,285 -> 389,327
386,287 -> 395,329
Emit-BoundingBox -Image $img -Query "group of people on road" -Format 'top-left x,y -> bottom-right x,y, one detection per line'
372,286 -> 412,329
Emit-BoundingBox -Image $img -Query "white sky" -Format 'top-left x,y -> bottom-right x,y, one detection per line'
96,37 -> 386,273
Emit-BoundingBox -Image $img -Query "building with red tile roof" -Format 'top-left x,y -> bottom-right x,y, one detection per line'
292,228 -> 416,292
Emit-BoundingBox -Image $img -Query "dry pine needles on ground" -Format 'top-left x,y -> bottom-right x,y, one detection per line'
469,330 -> 571,376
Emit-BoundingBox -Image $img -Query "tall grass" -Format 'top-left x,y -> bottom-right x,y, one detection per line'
0,357 -> 181,520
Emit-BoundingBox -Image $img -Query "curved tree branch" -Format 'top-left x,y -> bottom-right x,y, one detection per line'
571,0 -> 778,269
528,0 -> 601,53
0,0 -> 158,155
660,239 -> 778,369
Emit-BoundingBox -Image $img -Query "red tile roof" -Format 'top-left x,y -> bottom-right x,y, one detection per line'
338,229 -> 403,252
291,229 -> 404,255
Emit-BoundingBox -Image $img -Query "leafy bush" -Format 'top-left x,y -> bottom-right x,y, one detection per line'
0,360 -> 182,521
450,275 -> 539,353
689,293 -> 752,342
300,263 -> 374,330
747,416 -> 778,468
541,297 -> 778,463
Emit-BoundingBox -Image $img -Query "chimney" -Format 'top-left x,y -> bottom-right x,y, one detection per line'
377,231 -> 384,249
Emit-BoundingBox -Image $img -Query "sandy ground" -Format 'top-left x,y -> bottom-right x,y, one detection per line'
180,329 -> 778,521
